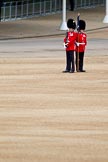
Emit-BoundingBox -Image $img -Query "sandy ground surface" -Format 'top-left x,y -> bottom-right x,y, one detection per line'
0,28 -> 108,162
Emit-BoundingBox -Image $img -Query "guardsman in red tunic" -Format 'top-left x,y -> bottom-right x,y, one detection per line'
63,19 -> 77,73
76,20 -> 87,72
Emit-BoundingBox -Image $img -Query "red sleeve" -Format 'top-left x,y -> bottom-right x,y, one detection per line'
64,37 -> 66,43
85,34 -> 87,45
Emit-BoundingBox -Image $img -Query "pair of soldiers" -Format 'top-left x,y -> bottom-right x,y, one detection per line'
63,18 -> 87,73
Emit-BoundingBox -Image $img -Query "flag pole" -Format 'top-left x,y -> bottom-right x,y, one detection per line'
76,13 -> 80,72
60,0 -> 68,30
103,0 -> 108,23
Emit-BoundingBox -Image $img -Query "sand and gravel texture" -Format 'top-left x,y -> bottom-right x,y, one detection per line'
0,27 -> 108,162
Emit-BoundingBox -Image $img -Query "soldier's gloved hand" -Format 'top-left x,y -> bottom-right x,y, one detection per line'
76,42 -> 80,46
63,42 -> 68,48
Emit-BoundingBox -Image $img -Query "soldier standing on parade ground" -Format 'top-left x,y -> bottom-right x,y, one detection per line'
69,0 -> 75,11
0,1 -> 3,22
76,20 -> 87,72
63,19 -> 77,73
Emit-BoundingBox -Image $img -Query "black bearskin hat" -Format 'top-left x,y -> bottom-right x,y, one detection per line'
79,20 -> 86,30
67,19 -> 76,29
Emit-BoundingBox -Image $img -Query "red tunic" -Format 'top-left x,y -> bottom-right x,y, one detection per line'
64,31 -> 77,51
76,32 -> 87,52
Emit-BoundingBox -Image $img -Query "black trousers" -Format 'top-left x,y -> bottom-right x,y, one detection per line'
66,50 -> 75,72
76,52 -> 84,71
69,0 -> 74,11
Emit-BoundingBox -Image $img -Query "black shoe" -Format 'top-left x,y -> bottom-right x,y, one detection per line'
70,8 -> 74,11
62,70 -> 70,73
77,70 -> 86,72
80,70 -> 86,72
70,70 -> 74,73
